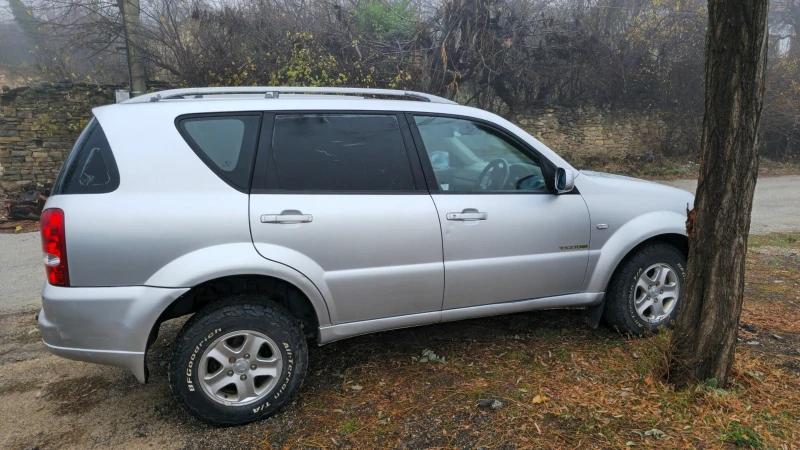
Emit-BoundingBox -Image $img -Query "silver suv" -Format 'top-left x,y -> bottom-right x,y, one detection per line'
38,87 -> 693,426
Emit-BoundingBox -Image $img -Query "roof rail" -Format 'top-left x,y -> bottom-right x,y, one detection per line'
123,86 -> 457,105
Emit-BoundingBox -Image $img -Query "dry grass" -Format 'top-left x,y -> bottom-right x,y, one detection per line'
251,234 -> 800,449
1,234 -> 798,449
275,325 -> 799,449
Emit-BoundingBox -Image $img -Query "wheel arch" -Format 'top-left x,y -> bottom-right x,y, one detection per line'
583,211 -> 688,294
593,232 -> 689,294
145,274 -> 324,378
610,233 -> 688,278
581,230 -> 688,328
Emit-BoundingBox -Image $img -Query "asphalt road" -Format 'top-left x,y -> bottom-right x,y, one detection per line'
1,175 -> 798,313
662,175 -> 800,235
0,232 -> 44,313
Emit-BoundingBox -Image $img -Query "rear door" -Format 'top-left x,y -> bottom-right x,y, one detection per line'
249,113 -> 444,324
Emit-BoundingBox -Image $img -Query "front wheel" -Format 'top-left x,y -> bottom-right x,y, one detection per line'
603,243 -> 686,335
168,295 -> 308,426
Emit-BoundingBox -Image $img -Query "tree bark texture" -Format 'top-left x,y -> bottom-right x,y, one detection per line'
669,0 -> 769,388
118,0 -> 148,97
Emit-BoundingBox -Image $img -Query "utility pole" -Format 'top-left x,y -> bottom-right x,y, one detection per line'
118,0 -> 147,97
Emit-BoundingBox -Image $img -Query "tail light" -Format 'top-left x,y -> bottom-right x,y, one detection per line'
41,208 -> 69,286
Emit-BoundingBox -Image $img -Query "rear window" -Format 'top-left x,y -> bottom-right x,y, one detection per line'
271,114 -> 414,191
178,114 -> 261,191
52,119 -> 120,195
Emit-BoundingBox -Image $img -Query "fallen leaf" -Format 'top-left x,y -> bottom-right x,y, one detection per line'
644,428 -> 667,439
351,385 -> 362,391
746,370 -> 764,382
15,226 -> 23,232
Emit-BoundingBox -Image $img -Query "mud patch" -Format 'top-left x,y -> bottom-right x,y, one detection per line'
0,379 -> 37,396
9,427 -> 87,450
0,311 -> 48,364
47,375 -> 110,414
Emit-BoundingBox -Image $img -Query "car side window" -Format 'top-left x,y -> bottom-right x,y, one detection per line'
271,114 -> 415,191
413,115 -> 548,193
178,114 -> 261,191
52,119 -> 120,195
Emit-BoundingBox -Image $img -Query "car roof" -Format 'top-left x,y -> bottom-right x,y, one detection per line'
92,86 -> 575,172
123,87 -> 458,105
95,86 -> 496,122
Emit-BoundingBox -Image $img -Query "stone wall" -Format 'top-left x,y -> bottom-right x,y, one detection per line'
0,82 -> 122,190
516,106 -> 695,159
0,84 -> 695,190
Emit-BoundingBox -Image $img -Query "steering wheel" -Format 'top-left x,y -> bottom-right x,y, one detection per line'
516,173 -> 548,192
476,158 -> 511,191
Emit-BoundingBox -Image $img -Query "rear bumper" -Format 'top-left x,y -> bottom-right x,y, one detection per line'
38,283 -> 189,383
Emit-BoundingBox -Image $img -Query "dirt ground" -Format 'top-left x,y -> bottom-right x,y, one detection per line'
1,234 -> 798,449
0,184 -> 43,234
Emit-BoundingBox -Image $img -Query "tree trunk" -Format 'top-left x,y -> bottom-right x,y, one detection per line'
118,0 -> 147,97
668,0 -> 769,388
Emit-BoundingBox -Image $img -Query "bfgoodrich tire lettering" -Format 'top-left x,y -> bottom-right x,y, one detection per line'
169,295 -> 308,426
603,243 -> 686,335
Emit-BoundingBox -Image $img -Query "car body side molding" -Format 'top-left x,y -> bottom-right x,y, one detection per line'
318,292 -> 604,344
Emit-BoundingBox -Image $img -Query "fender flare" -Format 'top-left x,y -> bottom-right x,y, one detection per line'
583,211 -> 687,293
144,243 -> 332,327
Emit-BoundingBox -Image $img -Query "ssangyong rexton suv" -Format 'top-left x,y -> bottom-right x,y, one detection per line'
38,87 -> 693,426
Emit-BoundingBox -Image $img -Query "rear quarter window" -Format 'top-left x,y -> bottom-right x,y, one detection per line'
52,119 -> 120,195
177,114 -> 261,191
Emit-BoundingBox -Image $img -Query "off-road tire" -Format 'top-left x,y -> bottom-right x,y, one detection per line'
603,243 -> 686,335
168,295 -> 308,426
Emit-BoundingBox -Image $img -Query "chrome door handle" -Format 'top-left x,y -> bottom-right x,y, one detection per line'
446,209 -> 487,221
261,210 -> 313,224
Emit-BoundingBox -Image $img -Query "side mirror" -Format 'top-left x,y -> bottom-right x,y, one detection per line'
555,167 -> 575,194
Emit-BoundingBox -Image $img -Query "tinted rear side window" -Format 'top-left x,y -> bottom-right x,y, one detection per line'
271,114 -> 414,191
178,114 -> 261,191
52,119 -> 120,195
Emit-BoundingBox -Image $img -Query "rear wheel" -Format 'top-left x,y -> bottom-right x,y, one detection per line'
603,243 -> 686,335
169,295 -> 307,426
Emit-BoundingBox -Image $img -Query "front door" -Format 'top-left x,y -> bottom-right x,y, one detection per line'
409,114 -> 591,310
249,113 -> 444,324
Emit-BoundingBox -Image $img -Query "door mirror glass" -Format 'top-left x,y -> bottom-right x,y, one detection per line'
555,167 -> 575,193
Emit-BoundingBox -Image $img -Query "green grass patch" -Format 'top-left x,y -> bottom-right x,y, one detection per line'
339,418 -> 358,434
748,233 -> 800,249
721,422 -> 763,448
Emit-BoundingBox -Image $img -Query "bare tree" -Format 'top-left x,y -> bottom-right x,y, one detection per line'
669,0 -> 770,387
11,0 -> 796,159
